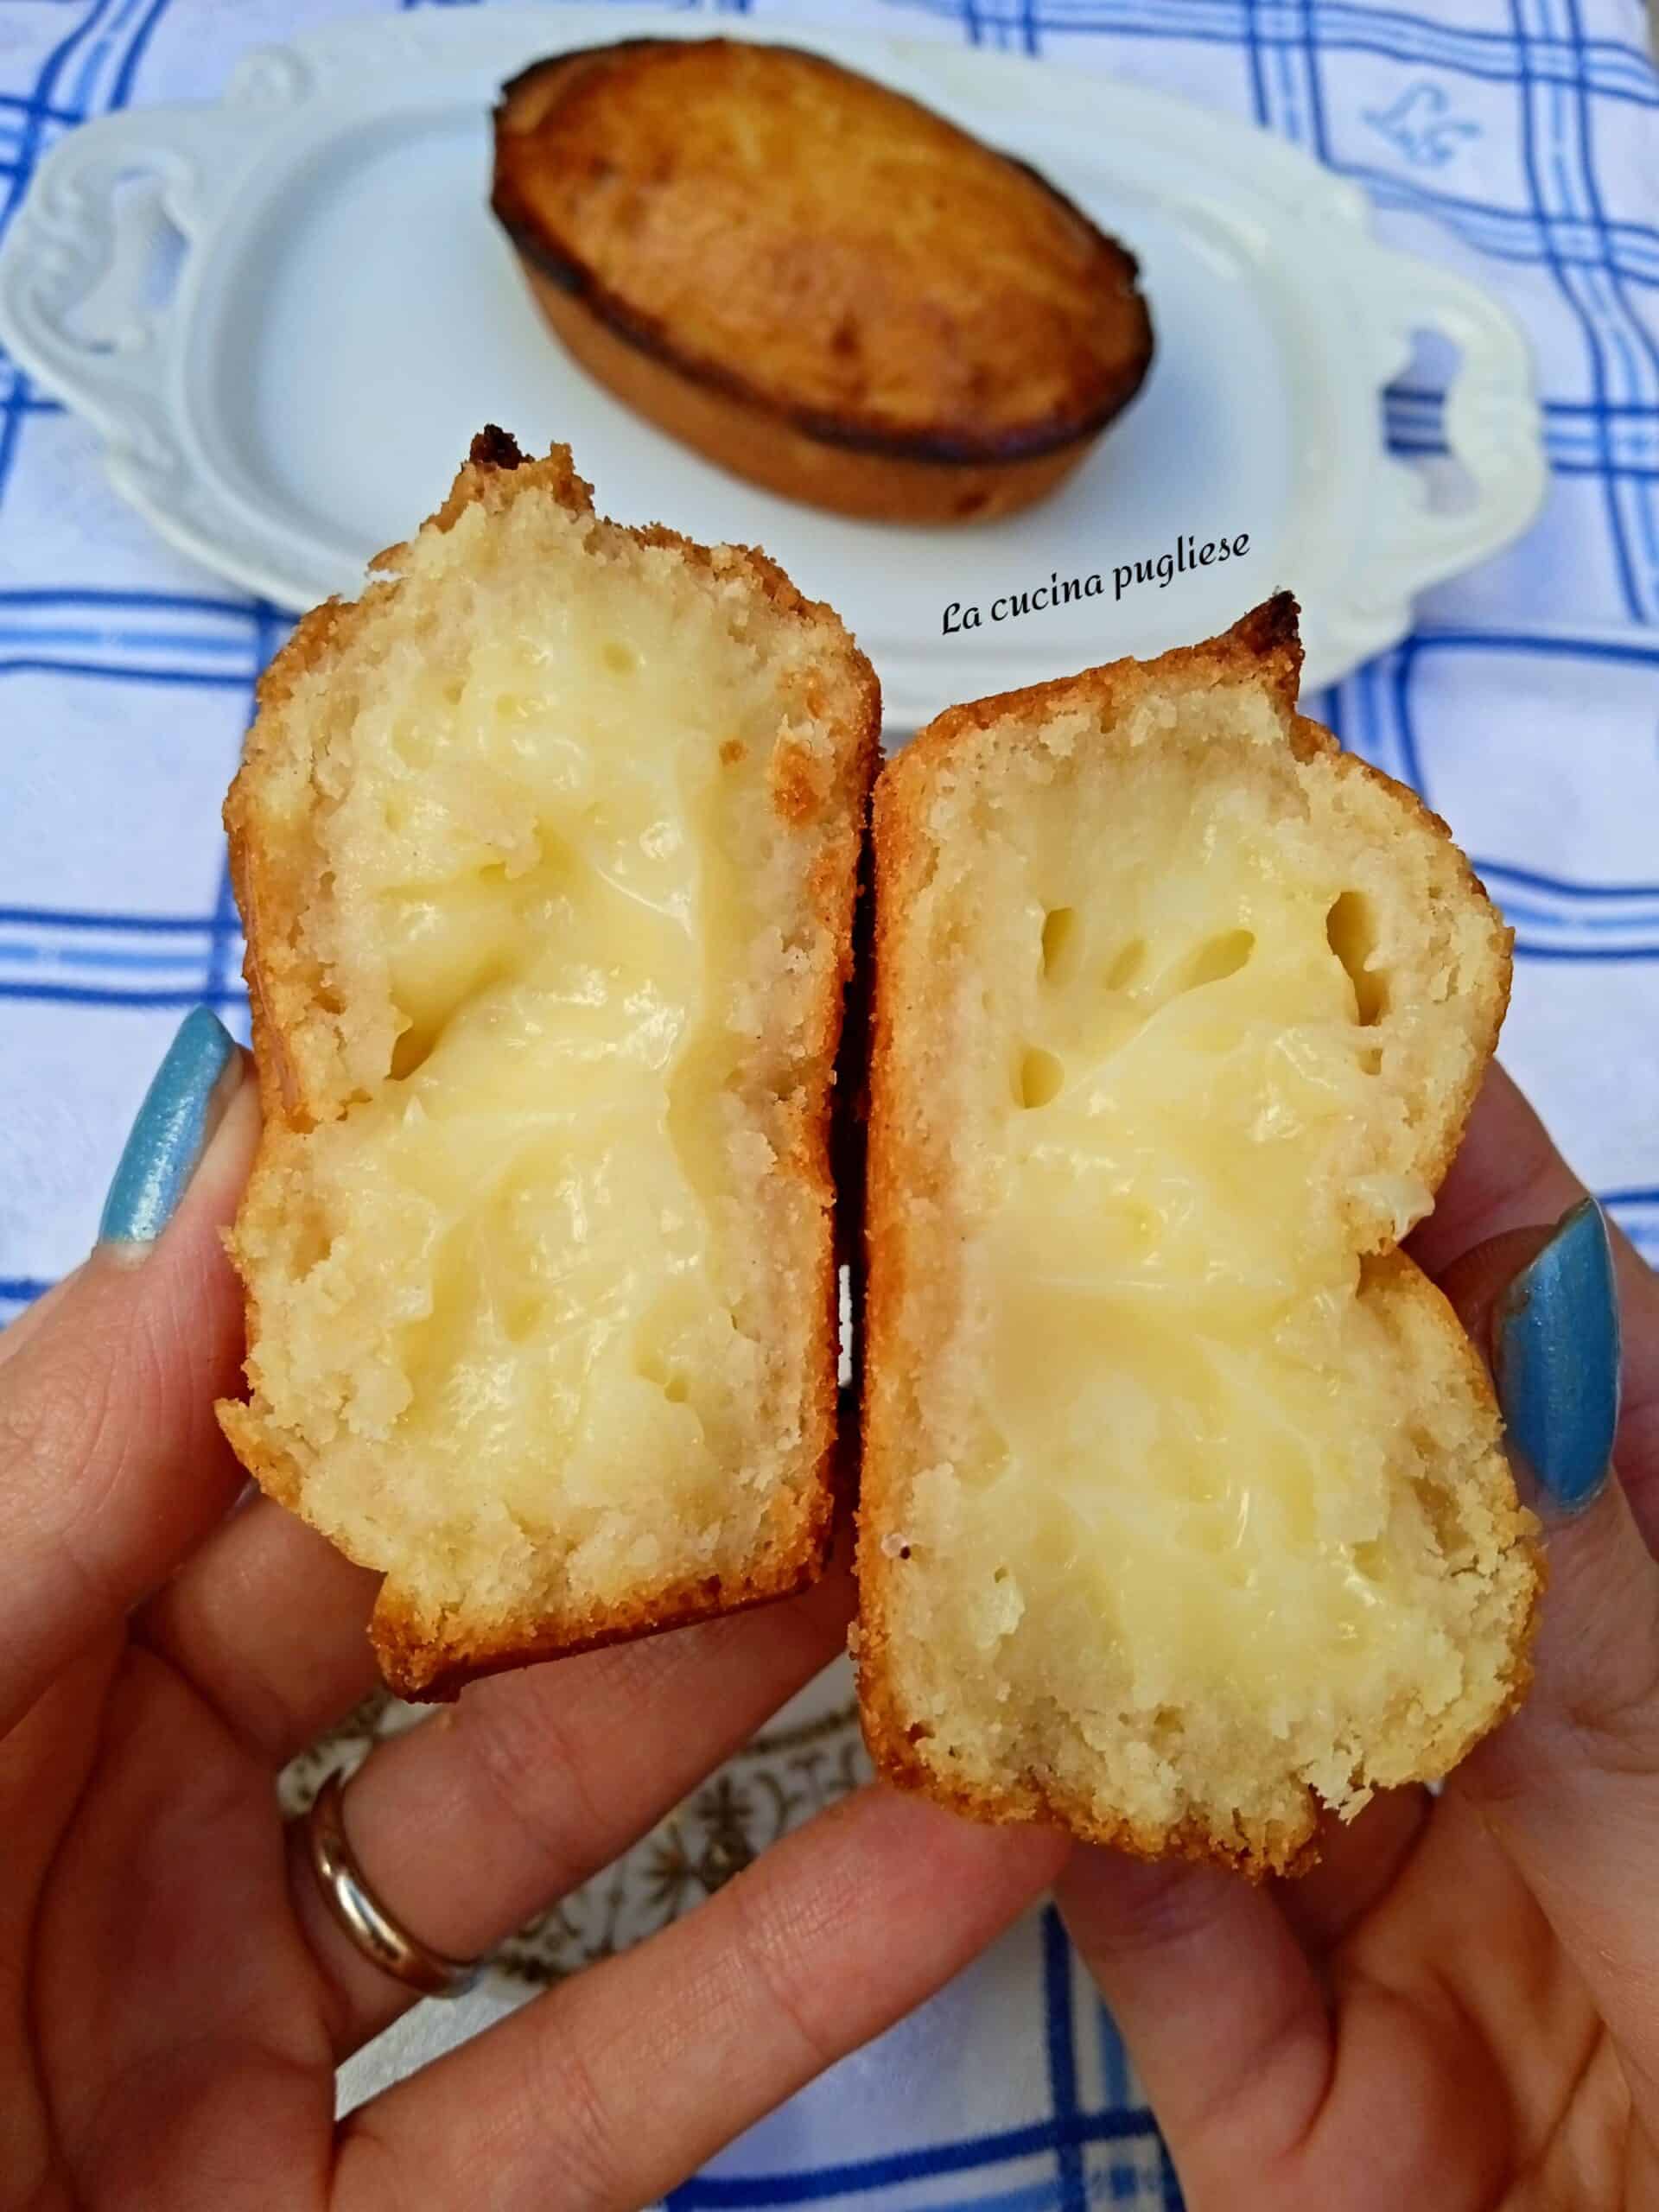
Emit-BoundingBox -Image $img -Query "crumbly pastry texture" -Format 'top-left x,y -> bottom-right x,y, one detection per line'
856,595 -> 1541,1874
492,38 -> 1154,524
220,429 -> 879,1699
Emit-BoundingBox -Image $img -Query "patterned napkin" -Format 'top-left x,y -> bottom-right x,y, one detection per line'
1,0 -> 1655,2203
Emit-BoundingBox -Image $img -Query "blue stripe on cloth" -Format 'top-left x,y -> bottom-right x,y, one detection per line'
1156,2140 -> 1185,2212
1513,0 -> 1647,617
900,2179 -> 1062,2212
1097,2004 -> 1131,2116
202,850 -> 240,1002
1272,17 -> 1304,141
1510,943 -> 1659,962
200,601 -> 285,1003
1319,677 -> 1346,753
0,940 -> 219,969
1484,905 -> 1659,952
1389,439 -> 1659,480
0,587 -> 263,613
1386,420 -> 1657,454
0,0 -> 119,243
1392,391 -> 1659,416
1382,628 -> 1659,957
0,604 -> 263,692
1604,1189 -> 1659,1262
1354,651 -> 1407,784
1406,629 -> 1659,667
1336,168 -> 1659,281
69,0 -> 162,117
0,94 -> 85,130
1386,639 -> 1421,797
1539,0 -> 1659,597
1240,0 -> 1271,125
0,980 -> 246,1007
0,906 -> 218,931
0,626 -> 257,654
1473,863 -> 1659,899
0,365 -> 42,509
1042,1906 -> 1087,2210
0,658 -> 251,687
887,0 -> 1659,105
1557,0 -> 1659,586
669,2112 -> 1165,2206
1480,882 -> 1659,918
1316,3 -> 1659,103
64,5 -> 125,119
1383,384 -> 1659,475
1297,0 -> 1332,158
108,0 -> 173,111
0,907 -> 245,998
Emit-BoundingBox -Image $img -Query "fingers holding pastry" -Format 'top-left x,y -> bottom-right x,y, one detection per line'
1270,1788 -> 1431,1961
1057,1846 -> 1332,2204
1439,1197 -> 1659,2131
135,1499 -> 382,1767
0,1014 -> 257,1735
1410,1059 -> 1659,1547
334,1785 -> 1066,2212
289,1555 -> 856,2059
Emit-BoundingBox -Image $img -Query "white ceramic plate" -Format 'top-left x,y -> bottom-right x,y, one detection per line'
0,7 -> 1545,726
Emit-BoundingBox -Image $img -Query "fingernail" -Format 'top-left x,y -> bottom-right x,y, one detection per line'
99,1008 -> 239,1249
1495,1197 -> 1621,1516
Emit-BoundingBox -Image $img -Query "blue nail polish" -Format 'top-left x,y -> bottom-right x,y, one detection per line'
99,1008 -> 238,1247
1495,1198 -> 1621,1515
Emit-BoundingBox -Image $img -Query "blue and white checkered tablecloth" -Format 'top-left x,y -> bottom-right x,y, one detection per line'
3,0 -> 1656,2204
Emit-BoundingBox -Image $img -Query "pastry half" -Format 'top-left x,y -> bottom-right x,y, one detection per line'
220,430 -> 879,1698
856,596 -> 1539,1872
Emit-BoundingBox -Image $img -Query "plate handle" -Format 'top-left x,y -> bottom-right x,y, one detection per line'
1365,245 -> 1547,594
0,99 -> 290,499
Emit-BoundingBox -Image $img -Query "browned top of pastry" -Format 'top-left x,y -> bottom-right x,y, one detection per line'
492,38 -> 1154,462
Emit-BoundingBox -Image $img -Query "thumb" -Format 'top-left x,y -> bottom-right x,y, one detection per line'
1445,1200 -> 1659,2120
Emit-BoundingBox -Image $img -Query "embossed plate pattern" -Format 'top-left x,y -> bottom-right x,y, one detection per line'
0,8 -> 1545,723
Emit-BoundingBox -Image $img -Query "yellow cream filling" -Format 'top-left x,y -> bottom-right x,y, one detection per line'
288,572 -> 779,1564
970,790 -> 1434,1711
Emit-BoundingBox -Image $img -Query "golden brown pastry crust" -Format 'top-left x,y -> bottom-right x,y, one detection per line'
855,594 -> 1540,1873
219,429 -> 879,1700
491,39 -> 1154,524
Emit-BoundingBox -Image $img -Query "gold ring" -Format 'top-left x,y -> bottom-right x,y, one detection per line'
303,1769 -> 482,1999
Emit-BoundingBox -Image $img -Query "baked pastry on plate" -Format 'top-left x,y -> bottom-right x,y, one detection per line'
219,429 -> 878,1698
492,38 -> 1154,524
856,595 -> 1539,1872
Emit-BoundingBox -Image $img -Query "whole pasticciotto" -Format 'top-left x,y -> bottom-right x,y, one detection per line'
491,37 -> 1154,524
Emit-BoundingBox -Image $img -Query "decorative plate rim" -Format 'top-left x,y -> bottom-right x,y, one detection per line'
0,6 -> 1547,718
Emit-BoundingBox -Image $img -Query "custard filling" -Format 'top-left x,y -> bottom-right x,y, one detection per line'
251,533 -> 804,1603
930,766 -> 1467,1726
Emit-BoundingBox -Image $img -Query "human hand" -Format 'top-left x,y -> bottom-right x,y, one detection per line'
1,1010 -> 1066,2211
1059,1064 -> 1659,2208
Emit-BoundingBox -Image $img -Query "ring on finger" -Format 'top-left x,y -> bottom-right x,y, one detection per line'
303,1767 -> 484,1999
